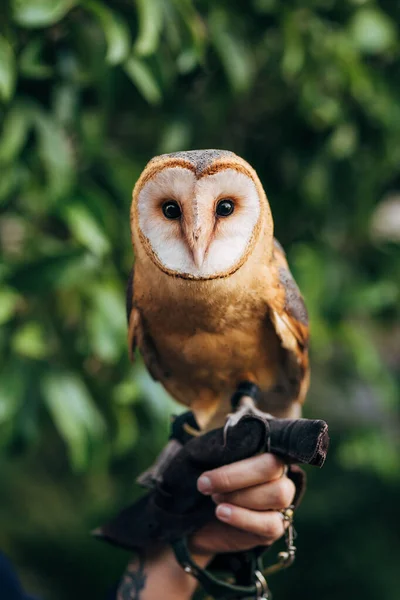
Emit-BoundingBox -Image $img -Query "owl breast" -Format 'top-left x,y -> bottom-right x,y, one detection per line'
140,294 -> 282,426
160,326 -> 278,389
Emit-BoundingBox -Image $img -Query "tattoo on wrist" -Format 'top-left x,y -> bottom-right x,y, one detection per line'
117,555 -> 147,600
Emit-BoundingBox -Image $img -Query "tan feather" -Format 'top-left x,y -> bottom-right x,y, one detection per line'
268,239 -> 310,405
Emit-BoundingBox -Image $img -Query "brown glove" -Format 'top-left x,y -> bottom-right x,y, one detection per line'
95,413 -> 329,551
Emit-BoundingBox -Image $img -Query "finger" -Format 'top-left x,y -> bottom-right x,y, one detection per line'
215,504 -> 285,542
190,519 -> 272,556
213,477 -> 296,511
197,454 -> 285,495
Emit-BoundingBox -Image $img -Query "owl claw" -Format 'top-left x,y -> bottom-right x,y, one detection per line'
223,396 -> 272,445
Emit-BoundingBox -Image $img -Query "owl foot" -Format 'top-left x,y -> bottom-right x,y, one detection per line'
223,381 -> 272,444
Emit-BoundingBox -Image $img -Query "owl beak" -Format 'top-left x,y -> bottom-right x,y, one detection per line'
183,226 -> 208,269
192,244 -> 206,269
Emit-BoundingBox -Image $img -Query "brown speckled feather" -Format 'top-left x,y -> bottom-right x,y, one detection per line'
127,267 -> 165,382
267,239 -> 310,407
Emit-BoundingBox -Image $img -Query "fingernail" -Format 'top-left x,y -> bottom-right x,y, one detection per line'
216,505 -> 232,522
197,476 -> 212,494
211,494 -> 222,504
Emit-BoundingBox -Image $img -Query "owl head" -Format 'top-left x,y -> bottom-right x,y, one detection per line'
130,150 -> 273,280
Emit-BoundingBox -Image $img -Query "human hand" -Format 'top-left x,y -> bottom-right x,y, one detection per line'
117,454 -> 297,600
190,453 -> 296,557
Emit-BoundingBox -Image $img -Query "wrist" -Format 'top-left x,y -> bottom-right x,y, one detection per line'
187,538 -> 215,566
119,545 -> 213,600
148,541 -> 214,567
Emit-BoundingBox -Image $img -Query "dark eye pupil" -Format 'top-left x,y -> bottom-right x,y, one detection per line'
162,201 -> 181,219
216,199 -> 234,217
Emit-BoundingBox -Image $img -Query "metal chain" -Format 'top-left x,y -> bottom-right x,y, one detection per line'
262,505 -> 297,578
254,569 -> 271,599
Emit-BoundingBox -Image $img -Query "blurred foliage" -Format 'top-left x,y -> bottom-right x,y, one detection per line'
0,0 -> 399,598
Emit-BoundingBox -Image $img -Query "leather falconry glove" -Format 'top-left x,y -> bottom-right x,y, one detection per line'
95,413 -> 329,555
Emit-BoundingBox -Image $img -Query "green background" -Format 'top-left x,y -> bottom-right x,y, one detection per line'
0,0 -> 399,598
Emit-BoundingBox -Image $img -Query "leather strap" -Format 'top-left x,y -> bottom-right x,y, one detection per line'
172,538 -> 270,599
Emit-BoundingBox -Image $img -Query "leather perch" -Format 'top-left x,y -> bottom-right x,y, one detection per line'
94,413 -> 329,551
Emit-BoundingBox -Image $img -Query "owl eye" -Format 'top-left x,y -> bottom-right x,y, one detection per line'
216,198 -> 235,217
162,200 -> 181,220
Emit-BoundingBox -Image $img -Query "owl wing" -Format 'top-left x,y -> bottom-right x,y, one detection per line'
267,239 -> 310,406
126,266 -> 139,362
126,266 -> 162,381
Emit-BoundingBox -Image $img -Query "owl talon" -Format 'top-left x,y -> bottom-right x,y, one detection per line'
223,395 -> 272,444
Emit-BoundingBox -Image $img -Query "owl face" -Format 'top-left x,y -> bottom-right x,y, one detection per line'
132,150 -> 271,279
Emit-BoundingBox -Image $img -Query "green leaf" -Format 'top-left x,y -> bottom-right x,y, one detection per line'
281,13 -> 304,78
42,371 -> 105,470
113,379 -> 141,406
124,56 -> 162,105
134,0 -> 163,56
0,167 -> 21,204
328,123 -> 358,159
9,250 -> 99,294
19,38 -> 53,79
341,324 -> 379,378
158,119 -> 192,154
347,281 -> 398,314
176,48 -> 199,74
112,406 -> 138,456
12,322 -> 48,359
0,104 -> 31,164
170,0 -> 205,58
12,0 -> 77,28
350,8 -> 397,55
0,36 -> 16,102
33,109 -> 75,200
290,245 -> 332,356
0,364 -> 24,424
64,203 -> 110,256
209,9 -> 254,93
86,282 -> 126,362
83,0 -> 131,65
252,0 -> 276,13
301,161 -> 329,207
0,288 -> 20,325
338,431 -> 400,480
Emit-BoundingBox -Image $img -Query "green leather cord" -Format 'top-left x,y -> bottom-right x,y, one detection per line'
172,537 -> 269,599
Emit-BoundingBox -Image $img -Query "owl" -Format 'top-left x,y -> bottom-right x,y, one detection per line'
126,150 -> 309,431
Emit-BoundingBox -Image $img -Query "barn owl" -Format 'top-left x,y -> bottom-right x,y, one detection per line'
127,150 -> 309,431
